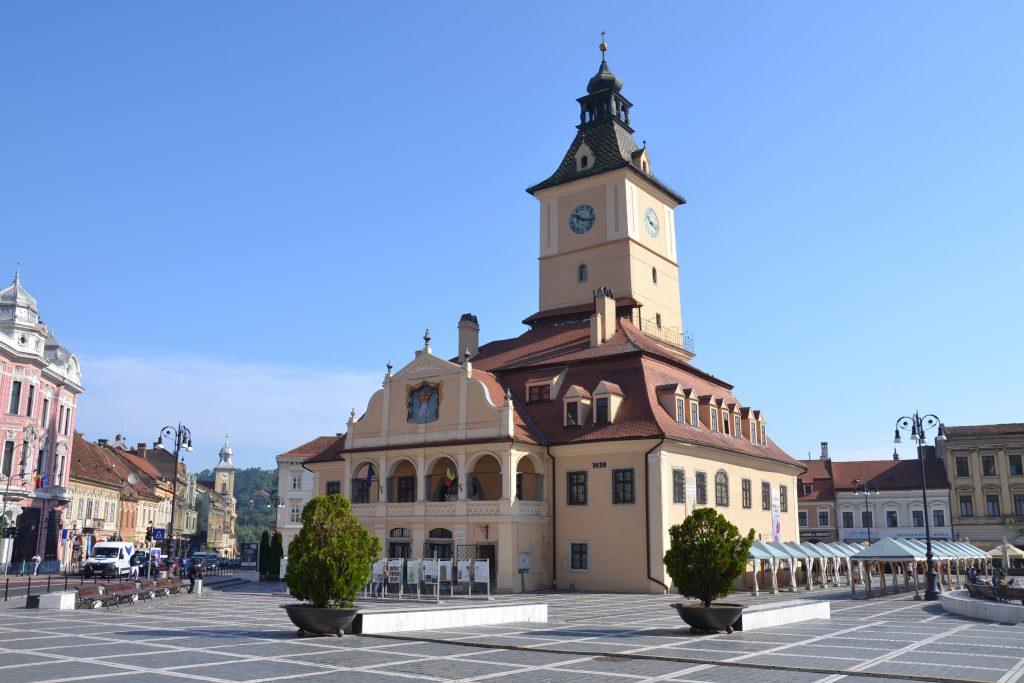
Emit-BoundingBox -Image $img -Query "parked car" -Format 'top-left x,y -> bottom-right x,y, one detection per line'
83,542 -> 134,579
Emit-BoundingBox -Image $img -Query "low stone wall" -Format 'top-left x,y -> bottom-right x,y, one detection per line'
735,599 -> 830,631
356,602 -> 547,634
940,589 -> 1024,625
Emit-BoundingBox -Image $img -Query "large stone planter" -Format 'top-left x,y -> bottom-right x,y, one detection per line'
282,604 -> 359,637
670,602 -> 744,633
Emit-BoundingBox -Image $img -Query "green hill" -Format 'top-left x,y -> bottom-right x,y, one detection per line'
196,466 -> 278,547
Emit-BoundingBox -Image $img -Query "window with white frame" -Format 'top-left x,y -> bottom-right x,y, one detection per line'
818,510 -> 829,527
675,398 -> 685,424
690,402 -> 698,428
885,510 -> 898,527
290,504 -> 301,523
710,409 -> 719,432
291,474 -> 302,490
734,415 -> 741,438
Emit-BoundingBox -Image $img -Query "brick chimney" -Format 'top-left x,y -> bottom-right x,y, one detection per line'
820,441 -> 829,460
97,438 -> 108,447
892,448 -> 899,461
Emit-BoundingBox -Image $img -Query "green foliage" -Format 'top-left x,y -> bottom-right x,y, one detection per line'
196,467 -> 278,548
270,531 -> 284,578
285,494 -> 381,608
663,508 -> 755,608
259,530 -> 271,576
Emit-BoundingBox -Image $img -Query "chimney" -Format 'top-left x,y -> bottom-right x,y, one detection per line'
457,313 -> 479,361
820,441 -> 829,460
97,438 -> 109,447
892,448 -> 899,461
136,442 -> 147,453
590,287 -> 616,347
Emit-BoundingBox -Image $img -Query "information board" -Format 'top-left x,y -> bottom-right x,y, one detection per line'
387,559 -> 403,585
457,560 -> 471,583
473,559 -> 489,584
405,559 -> 420,585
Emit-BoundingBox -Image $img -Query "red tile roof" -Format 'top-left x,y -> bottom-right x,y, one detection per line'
302,435 -> 347,465
70,433 -> 124,488
797,458 -> 834,501
831,459 -> 950,491
279,436 -> 343,459
944,423 -> 1024,438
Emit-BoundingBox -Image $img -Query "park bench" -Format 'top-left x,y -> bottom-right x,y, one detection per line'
105,582 -> 148,604
76,585 -> 118,609
158,577 -> 182,595
138,579 -> 165,598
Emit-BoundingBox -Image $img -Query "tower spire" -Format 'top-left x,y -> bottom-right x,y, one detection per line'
600,31 -> 607,61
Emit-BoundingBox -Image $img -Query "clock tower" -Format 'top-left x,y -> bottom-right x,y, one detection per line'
214,436 -> 236,499
527,38 -> 690,355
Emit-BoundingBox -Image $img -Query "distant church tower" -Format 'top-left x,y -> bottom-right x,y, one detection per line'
214,436 -> 236,499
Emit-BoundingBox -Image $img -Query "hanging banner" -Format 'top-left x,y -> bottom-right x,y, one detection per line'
771,489 -> 781,541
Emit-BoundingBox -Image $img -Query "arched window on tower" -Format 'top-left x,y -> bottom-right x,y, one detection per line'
580,155 -> 588,169
578,264 -> 588,283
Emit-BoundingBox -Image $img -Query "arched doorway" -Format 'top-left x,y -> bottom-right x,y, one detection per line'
515,456 -> 543,501
467,454 -> 501,501
350,461 -> 380,504
424,528 -> 453,560
387,459 -> 417,503
427,457 -> 458,502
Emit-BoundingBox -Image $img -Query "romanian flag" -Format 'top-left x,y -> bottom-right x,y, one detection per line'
443,466 -> 455,487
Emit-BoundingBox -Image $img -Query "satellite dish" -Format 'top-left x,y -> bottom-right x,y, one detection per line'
127,473 -> 139,486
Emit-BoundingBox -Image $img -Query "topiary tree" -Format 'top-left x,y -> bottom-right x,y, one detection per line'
664,507 -> 755,608
259,530 -> 271,576
270,531 -> 284,578
285,494 -> 381,608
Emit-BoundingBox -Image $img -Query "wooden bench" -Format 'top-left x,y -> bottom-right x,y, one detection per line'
76,586 -> 118,609
105,582 -> 147,604
158,577 -> 182,595
139,579 -> 165,598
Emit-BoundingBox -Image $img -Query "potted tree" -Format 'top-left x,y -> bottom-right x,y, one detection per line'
282,494 -> 381,637
664,507 -> 755,633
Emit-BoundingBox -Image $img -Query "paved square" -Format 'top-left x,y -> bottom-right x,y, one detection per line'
1,578 -> 1022,682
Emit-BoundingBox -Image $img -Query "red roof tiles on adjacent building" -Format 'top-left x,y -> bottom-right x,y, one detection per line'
944,423 -> 1024,438
279,436 -> 345,459
831,459 -> 950,492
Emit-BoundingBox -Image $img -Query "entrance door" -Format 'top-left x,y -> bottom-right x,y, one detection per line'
12,507 -> 40,564
477,543 -> 497,584
389,541 -> 411,559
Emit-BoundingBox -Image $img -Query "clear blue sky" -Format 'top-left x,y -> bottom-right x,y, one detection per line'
3,3 -> 1021,471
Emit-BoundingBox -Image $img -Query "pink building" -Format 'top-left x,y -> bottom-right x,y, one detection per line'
0,270 -> 83,570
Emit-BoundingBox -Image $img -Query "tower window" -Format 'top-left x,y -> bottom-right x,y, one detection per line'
578,264 -> 587,283
580,155 -> 588,169
652,267 -> 657,284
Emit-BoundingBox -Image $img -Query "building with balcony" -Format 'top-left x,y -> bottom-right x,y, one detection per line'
939,423 -> 1024,549
833,456 -> 951,544
302,48 -> 805,593
276,435 -> 340,553
0,269 -> 83,569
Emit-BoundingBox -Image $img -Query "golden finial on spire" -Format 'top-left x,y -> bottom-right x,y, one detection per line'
599,31 -> 607,56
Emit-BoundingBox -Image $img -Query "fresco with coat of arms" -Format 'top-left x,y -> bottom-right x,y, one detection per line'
407,383 -> 440,424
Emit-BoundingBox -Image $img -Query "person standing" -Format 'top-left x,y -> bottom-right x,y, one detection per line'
187,558 -> 203,594
30,554 -> 41,576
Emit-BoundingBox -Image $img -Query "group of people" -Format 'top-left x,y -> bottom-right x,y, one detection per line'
966,565 -> 1017,586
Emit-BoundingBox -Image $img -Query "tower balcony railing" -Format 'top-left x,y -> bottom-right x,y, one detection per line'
634,316 -> 694,353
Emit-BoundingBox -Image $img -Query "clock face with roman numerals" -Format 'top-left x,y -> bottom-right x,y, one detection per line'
569,204 -> 596,234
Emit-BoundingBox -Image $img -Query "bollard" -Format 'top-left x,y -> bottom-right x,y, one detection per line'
64,575 -> 68,591
47,576 -> 52,592
3,578 -> 8,601
27,576 -> 32,596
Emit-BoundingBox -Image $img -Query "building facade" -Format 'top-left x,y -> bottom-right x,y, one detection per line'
832,457 -> 951,544
797,449 -> 837,543
940,423 -> 1024,549
304,48 -> 805,593
0,270 -> 82,569
196,438 -> 237,557
276,436 -> 340,552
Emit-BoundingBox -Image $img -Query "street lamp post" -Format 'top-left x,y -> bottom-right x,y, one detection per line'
895,411 -> 945,601
155,424 -> 192,574
852,479 -> 879,544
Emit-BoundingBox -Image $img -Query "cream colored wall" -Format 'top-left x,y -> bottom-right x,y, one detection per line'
539,240 -> 633,311
67,479 -> 121,535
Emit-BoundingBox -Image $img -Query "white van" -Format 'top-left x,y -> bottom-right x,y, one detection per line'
83,541 -> 134,579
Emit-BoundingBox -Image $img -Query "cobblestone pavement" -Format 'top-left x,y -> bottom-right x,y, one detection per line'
0,579 -> 1022,683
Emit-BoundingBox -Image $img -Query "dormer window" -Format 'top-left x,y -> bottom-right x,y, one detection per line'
563,385 -> 592,427
566,401 -> 579,426
675,398 -> 685,424
578,264 -> 588,283
580,155 -> 589,169
710,408 -> 719,433
527,384 -> 551,402
642,160 -> 649,173
734,415 -> 741,439
722,411 -> 730,435
574,143 -> 595,172
690,402 -> 698,428
760,424 -> 767,445
595,397 -> 609,424
591,380 -> 624,425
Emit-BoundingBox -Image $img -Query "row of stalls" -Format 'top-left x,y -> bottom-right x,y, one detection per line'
746,538 -> 991,599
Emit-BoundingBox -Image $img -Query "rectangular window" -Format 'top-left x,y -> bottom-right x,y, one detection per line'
802,483 -> 813,496
1011,454 -> 1024,476
955,457 -> 969,477
8,380 -> 21,414
528,384 -> 551,402
987,495 -> 1000,516
1,441 -> 12,477
291,474 -> 302,490
818,510 -> 829,527
325,480 -> 341,495
567,471 -> 587,505
722,413 -> 730,435
35,448 -> 45,475
77,497 -> 83,517
842,511 -> 853,528
861,510 -> 873,529
566,401 -> 579,427
885,510 -> 898,527
675,398 -> 685,424
612,468 -> 635,504
760,424 -> 766,445
960,496 -> 973,517
397,477 -> 415,503
570,542 -> 589,570
672,468 -> 685,504
690,402 -> 698,428
741,478 -> 752,508
1015,494 -> 1024,517
57,406 -> 65,434
780,485 -> 788,512
696,471 -> 707,505
798,511 -> 808,527
715,472 -> 729,506
65,408 -> 72,435
289,505 -> 301,523
761,482 -> 771,510
595,397 -> 609,424
734,415 -> 741,439
86,500 -> 93,520
983,456 -> 996,476
932,509 -> 945,527
655,313 -> 662,328
710,409 -> 718,432
41,399 -> 50,428
911,510 -> 924,527
25,384 -> 35,417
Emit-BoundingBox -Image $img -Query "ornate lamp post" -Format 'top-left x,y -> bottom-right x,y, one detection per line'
895,411 -> 945,601
852,479 -> 879,544
155,424 -> 192,573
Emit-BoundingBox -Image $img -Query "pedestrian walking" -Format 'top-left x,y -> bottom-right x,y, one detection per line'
187,558 -> 203,593
30,554 -> 41,576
